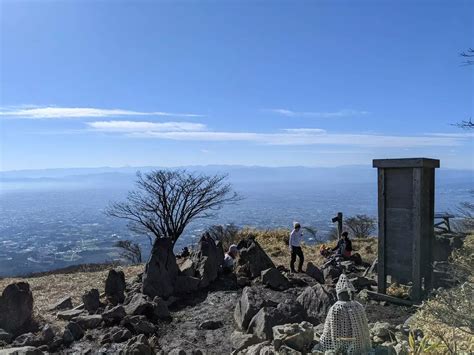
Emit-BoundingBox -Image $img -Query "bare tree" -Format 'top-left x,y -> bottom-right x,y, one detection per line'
107,170 -> 241,248
114,240 -> 142,264
345,214 -> 376,238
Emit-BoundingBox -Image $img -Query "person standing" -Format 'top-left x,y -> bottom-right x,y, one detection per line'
289,222 -> 304,273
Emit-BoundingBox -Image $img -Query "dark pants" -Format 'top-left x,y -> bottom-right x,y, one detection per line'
290,246 -> 304,272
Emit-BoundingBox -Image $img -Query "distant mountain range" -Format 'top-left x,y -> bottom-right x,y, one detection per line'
1,164 -> 473,189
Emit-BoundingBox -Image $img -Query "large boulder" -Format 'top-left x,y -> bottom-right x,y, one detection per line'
247,307 -> 283,341
230,331 -> 261,352
123,334 -> 152,355
0,282 -> 34,335
261,268 -> 290,291
102,305 -> 126,325
235,238 -> 275,279
82,289 -> 100,314
124,293 -> 153,316
142,238 -> 179,298
173,276 -> 200,294
105,269 -> 126,305
234,287 -> 272,330
178,259 -> 195,277
296,284 -> 336,323
322,264 -> 343,283
192,233 -> 222,288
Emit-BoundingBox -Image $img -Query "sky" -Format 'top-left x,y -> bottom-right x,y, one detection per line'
0,0 -> 473,171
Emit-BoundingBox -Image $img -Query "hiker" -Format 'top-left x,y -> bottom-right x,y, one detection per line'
223,244 -> 239,272
289,222 -> 304,273
332,231 -> 352,258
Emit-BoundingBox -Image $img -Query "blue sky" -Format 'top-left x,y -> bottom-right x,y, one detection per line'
0,0 -> 473,171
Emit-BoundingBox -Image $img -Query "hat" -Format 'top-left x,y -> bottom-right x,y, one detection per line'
228,244 -> 238,253
336,274 -> 356,295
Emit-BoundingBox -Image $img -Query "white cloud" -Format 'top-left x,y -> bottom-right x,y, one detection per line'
0,106 -> 203,119
266,108 -> 369,118
87,121 -> 207,132
88,120 -> 465,148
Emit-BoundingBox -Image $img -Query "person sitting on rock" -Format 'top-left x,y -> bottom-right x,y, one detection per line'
289,221 -> 304,273
223,244 -> 239,272
332,231 -> 352,259
316,274 -> 371,354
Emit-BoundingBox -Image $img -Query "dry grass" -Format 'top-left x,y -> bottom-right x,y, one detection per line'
0,264 -> 143,331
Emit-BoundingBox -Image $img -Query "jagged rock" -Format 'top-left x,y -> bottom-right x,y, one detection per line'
192,233 -> 221,288
275,301 -> 307,324
322,265 -> 343,283
122,315 -> 156,335
74,315 -> 103,329
0,328 -> 13,344
0,282 -> 34,335
179,259 -> 195,277
49,297 -> 73,311
296,284 -> 336,323
261,268 -> 290,291
174,276 -> 200,294
198,320 -> 223,330
152,297 -> 170,320
305,262 -> 324,284
350,276 -> 377,291
235,238 -> 275,279
234,287 -> 268,330
349,253 -> 363,265
123,334 -> 152,355
0,347 -> 44,355
105,269 -> 126,305
57,309 -> 84,321
102,305 -> 126,324
12,333 -> 40,347
216,240 -> 225,269
240,340 -> 271,354
62,329 -> 74,345
370,322 -> 394,340
230,331 -> 261,351
247,307 -> 285,341
82,289 -> 100,314
40,325 -> 55,343
124,293 -> 153,316
272,321 -> 313,352
66,322 -> 84,341
100,326 -> 133,344
142,238 -> 179,298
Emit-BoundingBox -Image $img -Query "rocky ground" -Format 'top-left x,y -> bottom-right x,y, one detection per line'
0,236 -> 419,354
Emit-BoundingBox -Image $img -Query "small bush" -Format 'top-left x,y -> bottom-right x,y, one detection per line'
114,240 -> 142,264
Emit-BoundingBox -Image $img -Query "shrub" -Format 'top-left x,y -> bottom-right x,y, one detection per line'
114,240 -> 142,264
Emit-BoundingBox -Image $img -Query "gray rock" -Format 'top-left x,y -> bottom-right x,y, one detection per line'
102,305 -> 126,324
230,330 -> 261,351
0,347 -> 44,355
371,322 -> 394,339
142,238 -> 179,298
65,321 -> 84,341
40,324 -> 55,343
275,301 -> 307,324
179,259 -> 195,277
174,275 -> 201,294
350,276 -> 377,291
122,315 -> 156,335
305,262 -> 324,284
198,320 -> 223,330
152,297 -> 170,320
240,341 -> 271,354
12,333 -> 40,347
74,315 -> 103,329
57,309 -> 84,321
192,233 -> 221,288
235,238 -> 275,279
82,289 -> 100,314
123,334 -> 152,355
234,287 -> 266,330
272,321 -> 313,352
124,293 -> 153,316
296,284 -> 336,323
105,269 -> 126,305
0,282 -> 34,335
322,265 -> 343,283
0,328 -> 13,344
247,307 -> 284,341
49,297 -> 73,311
261,268 -> 290,291
100,326 -> 133,344
62,329 -> 74,345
